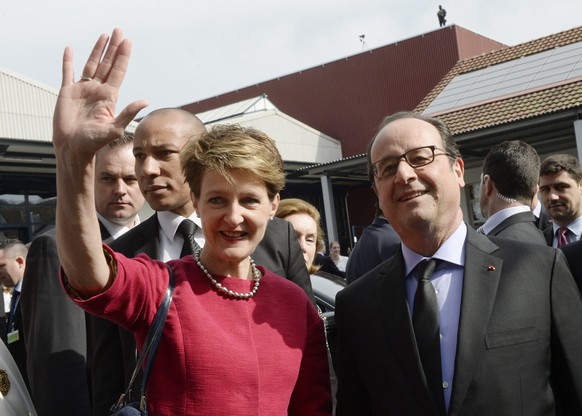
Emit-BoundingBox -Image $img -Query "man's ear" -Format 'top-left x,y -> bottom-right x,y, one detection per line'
16,256 -> 25,269
483,174 -> 495,196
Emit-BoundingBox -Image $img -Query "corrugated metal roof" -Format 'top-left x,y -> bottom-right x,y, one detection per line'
0,66 -> 138,179
0,66 -> 138,144
203,95 -> 342,164
0,66 -> 58,142
197,95 -> 276,124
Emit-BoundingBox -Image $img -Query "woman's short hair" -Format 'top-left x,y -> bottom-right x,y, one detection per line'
181,124 -> 285,199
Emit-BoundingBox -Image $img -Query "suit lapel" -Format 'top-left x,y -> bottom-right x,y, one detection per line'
543,226 -> 553,246
375,253 -> 440,416
449,228 -> 502,415
136,214 -> 161,259
98,220 -> 112,241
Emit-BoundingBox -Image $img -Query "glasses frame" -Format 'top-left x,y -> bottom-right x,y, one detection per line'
371,145 -> 453,179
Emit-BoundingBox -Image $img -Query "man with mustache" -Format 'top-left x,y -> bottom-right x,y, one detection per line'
539,154 -> 582,247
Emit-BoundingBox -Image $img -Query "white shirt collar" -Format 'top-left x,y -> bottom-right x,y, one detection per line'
97,212 -> 141,241
157,210 -> 202,242
481,205 -> 530,235
402,221 -> 467,276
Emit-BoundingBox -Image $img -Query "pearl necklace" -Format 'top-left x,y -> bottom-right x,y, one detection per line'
194,249 -> 261,299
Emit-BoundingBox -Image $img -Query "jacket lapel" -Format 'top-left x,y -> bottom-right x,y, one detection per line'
543,226 -> 553,246
375,252 -> 441,416
137,214 -> 161,259
449,228 -> 502,415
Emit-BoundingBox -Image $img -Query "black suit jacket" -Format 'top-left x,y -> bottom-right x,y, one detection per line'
0,286 -> 6,343
335,226 -> 582,415
346,217 -> 401,283
536,205 -> 552,231
543,225 -> 555,246
486,211 -> 546,245
20,224 -> 111,416
561,239 -> 582,295
6,287 -> 27,391
314,253 -> 346,278
88,213 -> 314,415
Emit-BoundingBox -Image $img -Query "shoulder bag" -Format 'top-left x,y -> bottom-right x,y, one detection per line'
109,263 -> 176,416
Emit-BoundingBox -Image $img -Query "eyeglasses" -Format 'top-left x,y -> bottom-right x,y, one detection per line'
371,145 -> 452,179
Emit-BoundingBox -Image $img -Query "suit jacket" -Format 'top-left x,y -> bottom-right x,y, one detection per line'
0,287 -> 6,343
346,217 -> 401,283
314,253 -> 346,278
335,226 -> 582,416
560,239 -> 582,295
543,226 -> 555,246
486,211 -> 546,245
536,205 -> 552,231
20,223 -> 111,416
88,213 -> 314,415
6,287 -> 27,391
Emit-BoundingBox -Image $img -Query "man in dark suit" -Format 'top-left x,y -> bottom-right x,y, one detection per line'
19,136 -> 144,416
477,140 -> 546,244
335,112 -> 582,415
346,203 -> 400,283
89,108 -> 314,415
314,251 -> 346,278
0,239 -> 28,389
561,239 -> 582,294
0,286 -> 6,343
539,154 -> 582,247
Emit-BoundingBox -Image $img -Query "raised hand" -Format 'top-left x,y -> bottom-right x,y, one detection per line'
54,29 -> 148,295
52,28 -> 148,159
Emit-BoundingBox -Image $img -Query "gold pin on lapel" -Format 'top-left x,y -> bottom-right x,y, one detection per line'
0,369 -> 10,395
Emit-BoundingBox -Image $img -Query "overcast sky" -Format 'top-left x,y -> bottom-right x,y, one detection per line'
2,0 -> 581,116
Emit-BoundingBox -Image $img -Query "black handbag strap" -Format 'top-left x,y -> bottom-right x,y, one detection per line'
110,263 -> 176,414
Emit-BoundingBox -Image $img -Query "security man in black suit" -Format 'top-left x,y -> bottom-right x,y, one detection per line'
20,136 -> 145,416
0,239 -> 28,390
477,140 -> 546,244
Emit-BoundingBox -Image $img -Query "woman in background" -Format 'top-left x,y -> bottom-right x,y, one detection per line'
329,241 -> 348,273
275,198 -> 325,274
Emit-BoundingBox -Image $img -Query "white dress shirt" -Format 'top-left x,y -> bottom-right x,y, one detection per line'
157,211 -> 204,261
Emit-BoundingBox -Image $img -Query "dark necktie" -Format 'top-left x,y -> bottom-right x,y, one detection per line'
178,219 -> 201,257
413,259 -> 445,415
557,226 -> 569,248
8,289 -> 20,332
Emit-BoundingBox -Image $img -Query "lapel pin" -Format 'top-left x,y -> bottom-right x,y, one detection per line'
487,265 -> 496,271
